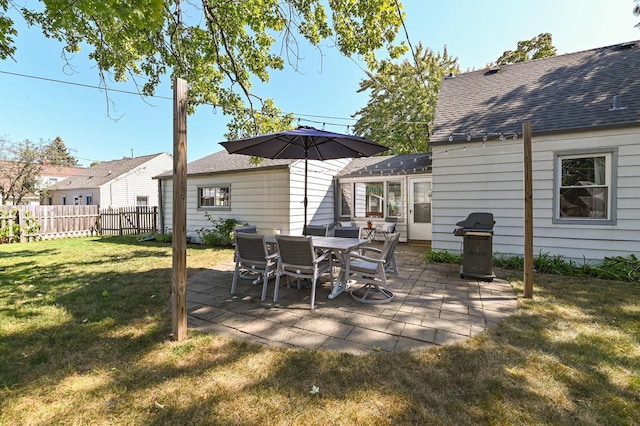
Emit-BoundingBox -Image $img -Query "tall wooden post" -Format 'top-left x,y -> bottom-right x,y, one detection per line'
523,122 -> 534,298
172,77 -> 188,340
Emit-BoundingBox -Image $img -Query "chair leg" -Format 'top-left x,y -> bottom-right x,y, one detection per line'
231,260 -> 240,295
310,273 -> 317,311
260,266 -> 269,302
274,272 -> 281,303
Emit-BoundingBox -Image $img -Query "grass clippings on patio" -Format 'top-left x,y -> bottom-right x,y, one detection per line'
1,236 -> 639,425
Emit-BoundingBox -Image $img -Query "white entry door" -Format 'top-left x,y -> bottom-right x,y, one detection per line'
408,177 -> 432,240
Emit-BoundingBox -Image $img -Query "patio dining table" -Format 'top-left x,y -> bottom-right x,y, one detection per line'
265,235 -> 370,299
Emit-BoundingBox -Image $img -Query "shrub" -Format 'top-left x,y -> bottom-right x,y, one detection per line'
0,210 -> 40,243
197,214 -> 242,247
424,249 -> 640,283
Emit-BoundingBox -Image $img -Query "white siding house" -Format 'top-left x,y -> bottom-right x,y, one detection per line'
47,153 -> 172,208
155,151 -> 349,240
430,40 -> 640,263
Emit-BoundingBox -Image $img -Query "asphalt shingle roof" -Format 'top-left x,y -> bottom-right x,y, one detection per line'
48,153 -> 167,190
155,150 -> 296,178
431,40 -> 640,143
336,153 -> 432,178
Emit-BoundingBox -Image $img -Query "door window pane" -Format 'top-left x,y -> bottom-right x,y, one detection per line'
413,181 -> 431,223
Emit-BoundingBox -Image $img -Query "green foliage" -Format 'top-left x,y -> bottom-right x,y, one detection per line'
423,248 -> 461,264
154,233 -> 172,243
495,33 -> 557,66
7,0 -> 406,128
0,0 -> 17,60
596,254 -> 640,282
426,249 -> 640,283
41,137 -> 78,167
197,214 -> 241,247
0,209 -> 41,243
353,43 -> 459,154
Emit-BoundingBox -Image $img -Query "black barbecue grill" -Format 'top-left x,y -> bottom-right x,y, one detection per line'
453,212 -> 495,281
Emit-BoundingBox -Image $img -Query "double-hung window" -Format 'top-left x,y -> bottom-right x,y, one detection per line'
555,149 -> 616,224
198,185 -> 230,209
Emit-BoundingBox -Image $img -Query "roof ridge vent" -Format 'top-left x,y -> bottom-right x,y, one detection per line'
609,95 -> 627,111
617,41 -> 636,50
484,65 -> 500,76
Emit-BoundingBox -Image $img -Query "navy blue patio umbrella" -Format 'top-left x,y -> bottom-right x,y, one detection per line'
220,126 -> 389,233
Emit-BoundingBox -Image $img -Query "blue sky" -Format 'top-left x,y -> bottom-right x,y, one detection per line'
1,0 -> 638,167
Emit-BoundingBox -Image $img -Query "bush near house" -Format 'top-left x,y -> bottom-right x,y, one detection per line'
197,214 -> 242,247
424,249 -> 640,283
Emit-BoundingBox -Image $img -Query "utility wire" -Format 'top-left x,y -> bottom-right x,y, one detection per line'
0,70 -> 173,100
393,0 -> 429,92
0,69 -> 428,130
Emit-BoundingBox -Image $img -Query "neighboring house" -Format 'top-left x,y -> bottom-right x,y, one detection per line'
39,165 -> 85,205
47,153 -> 173,208
430,40 -> 640,262
0,161 -> 84,205
335,153 -> 432,242
155,150 -> 349,240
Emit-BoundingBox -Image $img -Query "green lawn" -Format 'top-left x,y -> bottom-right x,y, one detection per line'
1,236 -> 638,425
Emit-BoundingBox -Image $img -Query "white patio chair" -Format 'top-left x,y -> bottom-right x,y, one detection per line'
345,232 -> 400,304
374,217 -> 397,240
231,233 -> 278,301
274,235 -> 334,310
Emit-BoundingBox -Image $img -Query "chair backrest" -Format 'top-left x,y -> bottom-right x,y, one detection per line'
338,221 -> 355,228
334,226 -> 361,238
380,221 -> 396,233
234,225 -> 258,234
380,233 -> 400,266
276,235 -> 316,267
235,233 -> 268,263
304,224 -> 328,236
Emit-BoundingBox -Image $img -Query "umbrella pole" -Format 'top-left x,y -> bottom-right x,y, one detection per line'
303,158 -> 308,235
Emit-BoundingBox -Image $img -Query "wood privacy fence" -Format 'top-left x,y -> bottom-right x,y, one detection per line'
100,206 -> 158,236
0,205 -> 100,242
0,205 -> 159,242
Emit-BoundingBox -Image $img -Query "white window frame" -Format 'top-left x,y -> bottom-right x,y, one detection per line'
553,148 -> 617,225
342,180 -> 403,220
198,185 -> 231,209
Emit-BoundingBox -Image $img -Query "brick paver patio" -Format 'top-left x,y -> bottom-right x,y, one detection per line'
187,244 -> 517,354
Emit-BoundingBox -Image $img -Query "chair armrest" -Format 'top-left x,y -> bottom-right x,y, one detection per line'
348,252 -> 386,265
360,246 -> 382,256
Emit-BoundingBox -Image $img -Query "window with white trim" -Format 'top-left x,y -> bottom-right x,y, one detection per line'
350,180 -> 402,219
555,150 -> 615,222
198,185 -> 230,208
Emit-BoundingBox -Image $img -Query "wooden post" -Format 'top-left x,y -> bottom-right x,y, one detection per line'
172,77 -> 188,341
18,209 -> 26,243
523,122 -> 534,298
